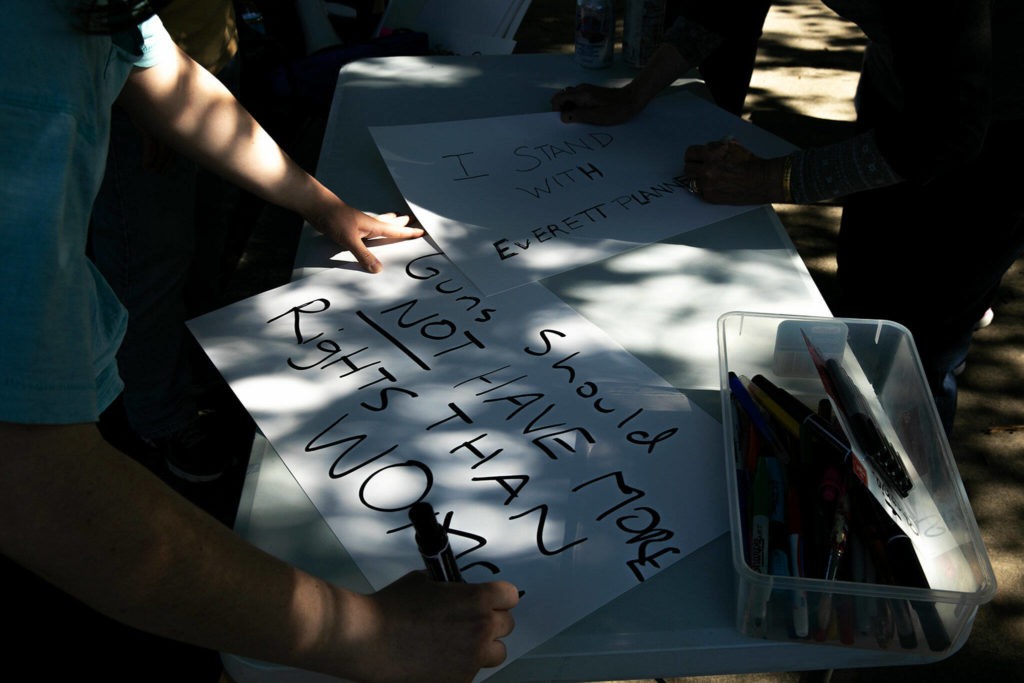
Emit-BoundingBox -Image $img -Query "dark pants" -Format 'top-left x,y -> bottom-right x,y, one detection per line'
836,79 -> 1024,433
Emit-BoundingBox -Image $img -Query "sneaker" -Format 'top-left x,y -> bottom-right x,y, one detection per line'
149,415 -> 233,483
954,309 -> 996,376
974,308 -> 994,331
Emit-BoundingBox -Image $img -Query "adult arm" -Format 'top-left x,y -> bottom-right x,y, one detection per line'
551,41 -> 691,125
115,43 -> 422,273
0,422 -> 517,682
550,5 -> 739,124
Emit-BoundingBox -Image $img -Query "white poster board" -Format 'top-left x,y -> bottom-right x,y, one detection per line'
369,91 -> 796,295
189,240 -> 726,679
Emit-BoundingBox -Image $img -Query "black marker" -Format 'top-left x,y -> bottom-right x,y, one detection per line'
409,502 -> 463,582
823,358 -> 913,497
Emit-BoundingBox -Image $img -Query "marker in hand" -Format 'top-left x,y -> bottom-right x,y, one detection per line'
409,502 -> 463,582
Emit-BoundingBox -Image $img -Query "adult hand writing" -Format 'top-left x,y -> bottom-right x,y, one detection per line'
683,139 -> 787,205
344,571 -> 519,683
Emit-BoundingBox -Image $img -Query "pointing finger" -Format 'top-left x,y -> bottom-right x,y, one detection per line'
349,241 -> 383,274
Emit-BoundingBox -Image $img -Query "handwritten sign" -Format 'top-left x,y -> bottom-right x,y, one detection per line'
369,91 -> 795,294
188,241 -> 726,679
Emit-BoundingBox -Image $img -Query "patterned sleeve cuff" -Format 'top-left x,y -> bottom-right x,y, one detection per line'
790,130 -> 903,204
662,16 -> 723,68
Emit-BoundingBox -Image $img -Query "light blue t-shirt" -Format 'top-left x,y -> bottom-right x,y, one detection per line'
0,2 -> 175,424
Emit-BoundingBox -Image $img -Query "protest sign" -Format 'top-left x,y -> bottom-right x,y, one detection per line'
189,240 -> 726,678
369,91 -> 795,294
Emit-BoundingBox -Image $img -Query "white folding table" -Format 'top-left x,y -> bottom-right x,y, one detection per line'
223,54 -> 959,682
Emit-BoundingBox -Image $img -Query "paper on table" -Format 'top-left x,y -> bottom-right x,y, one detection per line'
416,0 -> 526,38
369,91 -> 796,295
189,239 -> 727,680
417,23 -> 516,55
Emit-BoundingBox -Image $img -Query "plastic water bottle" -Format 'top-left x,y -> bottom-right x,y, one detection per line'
575,0 -> 614,69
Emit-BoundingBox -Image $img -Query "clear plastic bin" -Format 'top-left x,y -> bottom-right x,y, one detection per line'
717,312 -> 996,654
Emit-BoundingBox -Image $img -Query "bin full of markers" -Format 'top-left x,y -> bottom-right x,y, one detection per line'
717,312 -> 996,655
